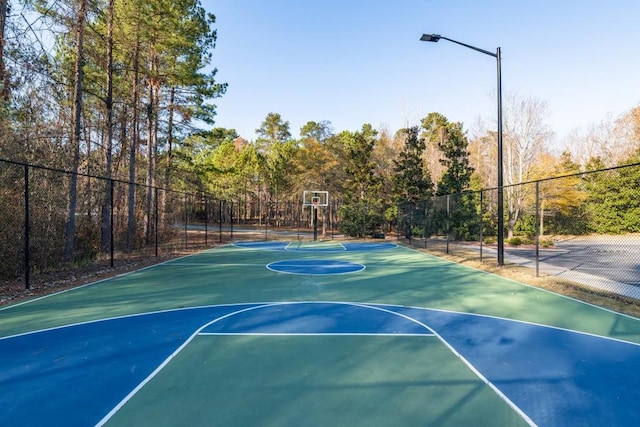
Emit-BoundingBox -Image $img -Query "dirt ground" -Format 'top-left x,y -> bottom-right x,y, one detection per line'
0,254 -> 182,306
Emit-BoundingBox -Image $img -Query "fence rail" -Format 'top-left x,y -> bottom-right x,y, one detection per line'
396,162 -> 640,304
3,158 -> 640,306
0,159 -> 336,292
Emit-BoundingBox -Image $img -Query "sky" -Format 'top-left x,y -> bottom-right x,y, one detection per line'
203,0 -> 640,146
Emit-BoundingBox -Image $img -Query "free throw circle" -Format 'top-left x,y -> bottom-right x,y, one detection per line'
267,259 -> 365,275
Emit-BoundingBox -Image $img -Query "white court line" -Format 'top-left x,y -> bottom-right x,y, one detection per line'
349,302 -> 537,427
366,302 -> 640,348
16,298 -> 635,426
95,303 -> 275,426
397,242 -> 640,322
0,252 -> 204,313
160,262 -> 268,267
97,301 -> 537,426
199,333 -> 431,337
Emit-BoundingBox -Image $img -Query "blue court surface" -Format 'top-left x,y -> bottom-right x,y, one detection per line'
1,241 -> 640,426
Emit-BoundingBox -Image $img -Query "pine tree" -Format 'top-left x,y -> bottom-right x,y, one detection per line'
392,126 -> 433,238
339,124 -> 384,237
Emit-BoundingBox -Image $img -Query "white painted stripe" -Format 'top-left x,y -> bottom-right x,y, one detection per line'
397,242 -> 640,322
95,303 -> 277,426
353,302 -> 537,427
0,251 -> 213,312
364,302 -> 640,348
198,332 -> 432,337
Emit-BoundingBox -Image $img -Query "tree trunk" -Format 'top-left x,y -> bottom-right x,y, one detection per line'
64,0 -> 87,262
160,86 -> 176,231
0,0 -> 9,101
143,80 -> 158,245
100,0 -> 115,252
126,25 -> 140,252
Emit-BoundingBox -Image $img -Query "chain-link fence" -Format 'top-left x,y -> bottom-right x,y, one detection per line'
5,157 -> 640,304
0,159 -> 339,291
397,162 -> 640,303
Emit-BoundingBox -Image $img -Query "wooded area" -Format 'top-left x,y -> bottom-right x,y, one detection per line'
1,1 -> 640,284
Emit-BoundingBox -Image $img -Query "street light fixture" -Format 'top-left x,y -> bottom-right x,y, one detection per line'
420,33 -> 504,266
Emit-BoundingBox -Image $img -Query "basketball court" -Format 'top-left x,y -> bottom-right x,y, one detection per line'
2,240 -> 640,426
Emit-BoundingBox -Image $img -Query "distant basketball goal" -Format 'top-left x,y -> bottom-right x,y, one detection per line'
302,190 -> 329,208
302,190 -> 329,241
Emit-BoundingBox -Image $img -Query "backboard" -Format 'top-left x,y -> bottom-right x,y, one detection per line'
302,190 -> 329,207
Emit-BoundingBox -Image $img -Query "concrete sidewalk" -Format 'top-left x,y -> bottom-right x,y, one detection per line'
479,245 -> 640,301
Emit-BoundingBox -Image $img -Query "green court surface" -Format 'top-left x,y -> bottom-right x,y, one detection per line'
108,335 -> 526,426
2,241 -> 640,426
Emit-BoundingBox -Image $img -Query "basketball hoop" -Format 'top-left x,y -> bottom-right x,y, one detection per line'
302,190 -> 329,208
302,190 -> 329,242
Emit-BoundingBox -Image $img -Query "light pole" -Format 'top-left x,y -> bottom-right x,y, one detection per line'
420,33 -> 504,266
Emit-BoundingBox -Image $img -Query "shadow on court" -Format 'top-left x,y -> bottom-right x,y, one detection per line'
1,241 -> 640,426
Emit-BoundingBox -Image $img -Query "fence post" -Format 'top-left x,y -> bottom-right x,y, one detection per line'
155,187 -> 159,257
204,196 -> 208,247
24,164 -> 30,290
479,190 -> 484,262
219,200 -> 223,244
230,201 -> 234,240
446,195 -> 450,254
110,179 -> 114,267
535,181 -> 540,277
229,202 -> 233,241
184,194 -> 188,250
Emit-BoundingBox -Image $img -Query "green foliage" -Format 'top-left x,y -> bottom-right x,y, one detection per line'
584,153 -> 640,233
256,112 -> 291,144
300,120 -> 333,142
341,125 -> 383,203
392,126 -> 433,204
506,236 -> 523,246
540,238 -> 554,248
338,203 -> 384,238
484,236 -> 497,245
435,121 -> 474,196
336,125 -> 386,236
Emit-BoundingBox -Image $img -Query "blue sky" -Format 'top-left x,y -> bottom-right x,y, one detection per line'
204,0 -> 640,146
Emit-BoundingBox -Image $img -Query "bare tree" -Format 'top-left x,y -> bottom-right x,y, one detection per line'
502,94 -> 552,238
564,114 -> 617,167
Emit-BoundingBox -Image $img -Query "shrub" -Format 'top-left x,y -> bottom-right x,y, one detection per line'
540,238 -> 554,248
484,236 -> 496,245
506,237 -> 523,246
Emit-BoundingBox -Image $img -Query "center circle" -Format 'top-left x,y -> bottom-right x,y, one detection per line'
266,259 -> 365,275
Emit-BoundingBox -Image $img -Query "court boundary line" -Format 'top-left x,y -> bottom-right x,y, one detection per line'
364,302 -> 640,348
0,302 -> 251,341
4,300 -> 640,348
349,302 -> 536,426
0,247 -> 232,313
95,302 -> 275,426
94,301 -> 440,425
8,300 -> 640,426
8,240 -> 636,324
95,301 -> 538,426
397,242 -> 640,322
199,332 -> 432,337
